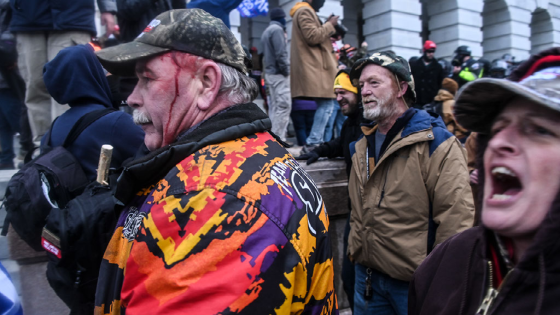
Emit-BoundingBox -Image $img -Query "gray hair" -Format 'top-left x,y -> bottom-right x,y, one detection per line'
217,63 -> 259,104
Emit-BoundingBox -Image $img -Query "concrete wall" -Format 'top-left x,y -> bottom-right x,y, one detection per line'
531,1 -> 560,55
425,0 -> 483,60
482,0 -> 532,60
361,0 -> 422,60
342,0 -> 364,48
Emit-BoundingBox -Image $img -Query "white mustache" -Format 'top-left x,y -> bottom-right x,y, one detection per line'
133,110 -> 152,125
362,96 -> 379,103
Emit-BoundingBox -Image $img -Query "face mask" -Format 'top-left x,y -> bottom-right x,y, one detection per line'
273,17 -> 286,27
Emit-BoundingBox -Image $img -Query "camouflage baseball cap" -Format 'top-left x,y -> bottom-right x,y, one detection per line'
96,9 -> 247,76
350,51 -> 416,104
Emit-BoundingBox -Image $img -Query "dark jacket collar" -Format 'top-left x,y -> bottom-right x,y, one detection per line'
115,102 -> 271,204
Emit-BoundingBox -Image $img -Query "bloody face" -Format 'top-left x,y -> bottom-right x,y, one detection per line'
482,98 -> 560,238
127,52 -> 202,150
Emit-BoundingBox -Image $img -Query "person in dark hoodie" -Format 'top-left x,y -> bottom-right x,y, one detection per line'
409,48 -> 560,315
41,44 -> 144,181
297,69 -> 363,310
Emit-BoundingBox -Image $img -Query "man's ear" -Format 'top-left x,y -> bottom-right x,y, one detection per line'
197,61 -> 222,111
398,81 -> 408,99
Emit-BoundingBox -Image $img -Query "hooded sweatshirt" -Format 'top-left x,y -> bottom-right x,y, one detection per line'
41,44 -> 144,181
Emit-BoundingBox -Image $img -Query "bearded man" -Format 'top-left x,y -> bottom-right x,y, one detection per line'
346,51 -> 474,315
93,9 -> 337,315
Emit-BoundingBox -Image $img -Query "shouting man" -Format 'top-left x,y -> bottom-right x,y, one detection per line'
94,9 -> 337,315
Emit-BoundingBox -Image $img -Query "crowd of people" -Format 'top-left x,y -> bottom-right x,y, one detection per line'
0,0 -> 559,315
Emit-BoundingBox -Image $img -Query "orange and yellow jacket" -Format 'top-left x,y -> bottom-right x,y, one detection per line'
94,103 -> 338,315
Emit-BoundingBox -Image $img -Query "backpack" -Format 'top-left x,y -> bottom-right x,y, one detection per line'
42,172 -> 122,314
423,100 -> 443,118
1,108 -> 115,251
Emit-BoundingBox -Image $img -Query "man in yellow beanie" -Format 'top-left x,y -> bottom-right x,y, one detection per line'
297,69 -> 364,310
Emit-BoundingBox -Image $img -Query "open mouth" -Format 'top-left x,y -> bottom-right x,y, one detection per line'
490,166 -> 522,201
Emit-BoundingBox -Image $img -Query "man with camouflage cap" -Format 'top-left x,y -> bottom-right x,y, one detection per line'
346,51 -> 474,314
93,9 -> 338,314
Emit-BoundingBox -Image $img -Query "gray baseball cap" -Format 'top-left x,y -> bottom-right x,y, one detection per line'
96,9 -> 248,76
454,67 -> 560,133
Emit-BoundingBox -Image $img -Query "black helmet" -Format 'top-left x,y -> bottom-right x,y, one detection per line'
502,53 -> 514,63
454,45 -> 471,56
489,59 -> 508,78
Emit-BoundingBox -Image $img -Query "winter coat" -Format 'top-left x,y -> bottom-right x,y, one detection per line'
347,109 -> 474,281
261,21 -> 289,76
434,89 -> 468,140
94,103 -> 338,315
409,213 -> 560,315
9,0 -> 117,35
410,57 -> 444,106
289,2 -> 337,99
186,0 -> 243,29
41,44 -> 144,181
116,0 -> 184,42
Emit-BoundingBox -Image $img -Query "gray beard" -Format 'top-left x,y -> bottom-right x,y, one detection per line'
362,91 -> 398,123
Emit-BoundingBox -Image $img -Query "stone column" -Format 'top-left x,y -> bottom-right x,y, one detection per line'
342,0 -> 363,48
482,0 -> 532,61
425,0 -> 484,60
361,0 -> 422,61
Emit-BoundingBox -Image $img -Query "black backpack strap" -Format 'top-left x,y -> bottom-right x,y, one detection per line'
62,109 -> 116,147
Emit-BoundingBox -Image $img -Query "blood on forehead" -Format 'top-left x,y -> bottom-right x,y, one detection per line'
170,51 -> 205,76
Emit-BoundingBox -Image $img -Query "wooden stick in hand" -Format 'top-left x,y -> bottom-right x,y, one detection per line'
96,144 -> 113,185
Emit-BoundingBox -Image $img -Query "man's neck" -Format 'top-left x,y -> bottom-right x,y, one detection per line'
422,56 -> 432,65
377,106 -> 407,134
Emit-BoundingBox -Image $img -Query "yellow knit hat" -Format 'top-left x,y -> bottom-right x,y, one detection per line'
333,72 -> 358,94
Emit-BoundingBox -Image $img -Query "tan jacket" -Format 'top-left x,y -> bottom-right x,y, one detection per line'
434,89 -> 468,140
348,110 -> 474,281
289,3 -> 338,98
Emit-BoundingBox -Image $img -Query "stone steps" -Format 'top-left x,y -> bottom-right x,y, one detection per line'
0,169 -> 21,295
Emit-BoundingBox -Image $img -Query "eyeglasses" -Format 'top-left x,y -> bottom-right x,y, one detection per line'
426,50 -> 436,53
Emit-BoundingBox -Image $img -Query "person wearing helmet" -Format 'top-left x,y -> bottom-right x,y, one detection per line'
490,59 -> 508,78
452,45 -> 482,87
410,40 -> 444,108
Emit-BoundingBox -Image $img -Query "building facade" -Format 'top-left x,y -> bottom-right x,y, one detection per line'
232,0 -> 560,62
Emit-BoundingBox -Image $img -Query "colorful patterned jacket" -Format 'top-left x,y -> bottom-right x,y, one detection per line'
94,103 -> 338,315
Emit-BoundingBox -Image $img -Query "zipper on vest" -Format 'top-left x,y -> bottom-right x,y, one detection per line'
476,261 -> 499,315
